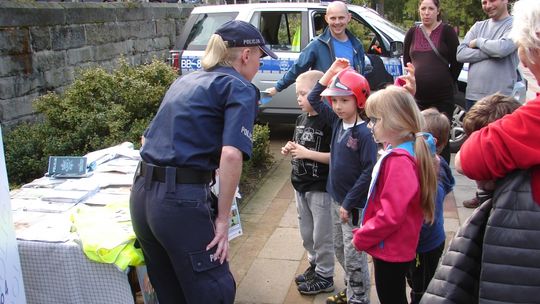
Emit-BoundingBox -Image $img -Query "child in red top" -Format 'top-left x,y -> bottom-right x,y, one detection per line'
352,85 -> 438,304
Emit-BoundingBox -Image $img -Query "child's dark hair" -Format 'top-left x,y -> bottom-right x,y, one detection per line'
463,93 -> 521,136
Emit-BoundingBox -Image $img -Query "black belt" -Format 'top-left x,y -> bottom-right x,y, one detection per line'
139,162 -> 213,184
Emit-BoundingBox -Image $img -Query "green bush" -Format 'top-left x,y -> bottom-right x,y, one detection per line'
241,123 -> 273,186
4,58 -> 177,186
4,60 -> 273,188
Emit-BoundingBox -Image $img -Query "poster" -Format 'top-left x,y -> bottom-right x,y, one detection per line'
0,126 -> 27,303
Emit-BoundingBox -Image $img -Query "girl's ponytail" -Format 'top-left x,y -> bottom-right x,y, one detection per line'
414,134 -> 438,224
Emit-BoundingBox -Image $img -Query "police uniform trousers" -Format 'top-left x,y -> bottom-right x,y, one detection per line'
130,165 -> 236,304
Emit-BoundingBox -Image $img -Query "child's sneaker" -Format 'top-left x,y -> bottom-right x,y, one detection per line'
297,273 -> 334,295
326,289 -> 347,304
295,263 -> 316,285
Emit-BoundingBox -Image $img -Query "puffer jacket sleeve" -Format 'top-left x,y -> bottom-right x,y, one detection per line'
420,199 -> 493,304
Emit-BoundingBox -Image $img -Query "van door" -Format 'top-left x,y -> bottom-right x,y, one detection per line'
252,9 -> 307,119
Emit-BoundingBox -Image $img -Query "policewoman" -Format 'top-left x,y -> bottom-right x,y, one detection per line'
130,20 -> 277,304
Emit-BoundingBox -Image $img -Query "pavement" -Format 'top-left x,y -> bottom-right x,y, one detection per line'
228,133 -> 478,304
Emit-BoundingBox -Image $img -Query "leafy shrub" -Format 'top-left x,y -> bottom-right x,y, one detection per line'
4,58 -> 177,185
240,123 -> 273,191
4,60 -> 273,189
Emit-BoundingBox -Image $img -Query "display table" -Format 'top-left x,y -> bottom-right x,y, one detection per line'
10,143 -> 140,304
18,239 -> 133,304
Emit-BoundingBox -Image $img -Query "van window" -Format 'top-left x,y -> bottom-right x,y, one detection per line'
185,13 -> 238,50
258,12 -> 302,52
312,11 -> 383,55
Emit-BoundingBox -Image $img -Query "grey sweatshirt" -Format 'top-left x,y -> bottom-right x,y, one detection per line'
456,16 -> 519,101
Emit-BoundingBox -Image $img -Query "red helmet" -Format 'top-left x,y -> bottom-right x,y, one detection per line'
320,69 -> 370,109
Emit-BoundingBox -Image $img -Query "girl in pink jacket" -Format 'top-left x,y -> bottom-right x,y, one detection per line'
352,85 -> 438,304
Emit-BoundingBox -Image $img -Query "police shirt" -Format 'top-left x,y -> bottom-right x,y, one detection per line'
141,66 -> 258,170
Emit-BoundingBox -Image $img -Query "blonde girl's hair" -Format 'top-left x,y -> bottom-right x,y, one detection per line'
510,0 -> 540,64
365,86 -> 438,224
201,34 -> 248,70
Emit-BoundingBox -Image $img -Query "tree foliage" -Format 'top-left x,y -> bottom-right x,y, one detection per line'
355,0 -> 517,37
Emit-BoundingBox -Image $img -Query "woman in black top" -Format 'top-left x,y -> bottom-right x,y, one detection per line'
403,0 -> 462,163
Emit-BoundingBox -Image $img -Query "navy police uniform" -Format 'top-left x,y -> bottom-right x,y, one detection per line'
130,65 -> 258,304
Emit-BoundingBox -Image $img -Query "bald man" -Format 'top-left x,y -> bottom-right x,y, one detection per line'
267,1 -> 366,97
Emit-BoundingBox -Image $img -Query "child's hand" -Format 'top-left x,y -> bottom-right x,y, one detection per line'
280,141 -> 295,155
289,142 -> 310,159
320,58 -> 350,86
339,206 -> 350,223
329,58 -> 350,74
399,63 -> 416,96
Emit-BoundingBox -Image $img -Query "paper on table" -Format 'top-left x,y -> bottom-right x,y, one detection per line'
16,213 -> 73,242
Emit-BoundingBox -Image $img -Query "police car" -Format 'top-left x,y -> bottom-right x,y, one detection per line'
173,2 -> 405,122
172,3 -> 527,152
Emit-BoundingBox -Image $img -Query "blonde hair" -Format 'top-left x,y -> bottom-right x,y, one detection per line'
296,70 -> 324,90
365,86 -> 438,224
510,0 -> 540,64
201,34 -> 252,70
421,108 -> 450,154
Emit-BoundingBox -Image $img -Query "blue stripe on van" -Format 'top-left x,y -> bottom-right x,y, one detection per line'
180,56 -> 296,74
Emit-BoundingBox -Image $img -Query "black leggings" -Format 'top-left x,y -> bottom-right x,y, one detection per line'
373,258 -> 413,304
406,241 -> 445,304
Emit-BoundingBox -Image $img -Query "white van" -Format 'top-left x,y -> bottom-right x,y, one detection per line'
174,3 -> 405,122
172,3 -> 527,151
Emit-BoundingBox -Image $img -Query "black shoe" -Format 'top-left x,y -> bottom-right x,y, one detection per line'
298,273 -> 334,295
295,263 -> 316,285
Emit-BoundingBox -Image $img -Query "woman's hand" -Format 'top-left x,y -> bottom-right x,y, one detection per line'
206,215 -> 230,264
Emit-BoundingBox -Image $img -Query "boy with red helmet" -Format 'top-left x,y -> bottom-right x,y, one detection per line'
307,58 -> 376,304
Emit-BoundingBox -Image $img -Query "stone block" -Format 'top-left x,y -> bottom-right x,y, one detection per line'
85,23 -> 123,45
0,77 -> 16,99
43,66 -> 74,89
0,28 -> 31,56
0,74 -> 43,99
0,54 -> 33,77
155,19 -> 176,42
152,37 -> 172,50
33,50 -> 66,73
0,94 -> 38,123
114,5 -> 145,22
30,27 -> 52,52
51,25 -> 86,51
67,47 -> 94,66
64,3 -> 117,25
142,4 -> 187,21
128,21 -> 156,40
133,39 -> 154,53
142,50 -> 168,63
0,2 -> 65,27
15,74 -> 44,98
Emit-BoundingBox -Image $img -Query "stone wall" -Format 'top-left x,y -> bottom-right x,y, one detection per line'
0,1 -> 193,129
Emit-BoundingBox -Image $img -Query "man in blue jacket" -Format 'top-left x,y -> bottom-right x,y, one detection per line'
266,0 -> 365,96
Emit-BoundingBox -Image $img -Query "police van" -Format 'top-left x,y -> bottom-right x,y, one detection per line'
173,2 -> 405,123
172,3 -> 527,152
